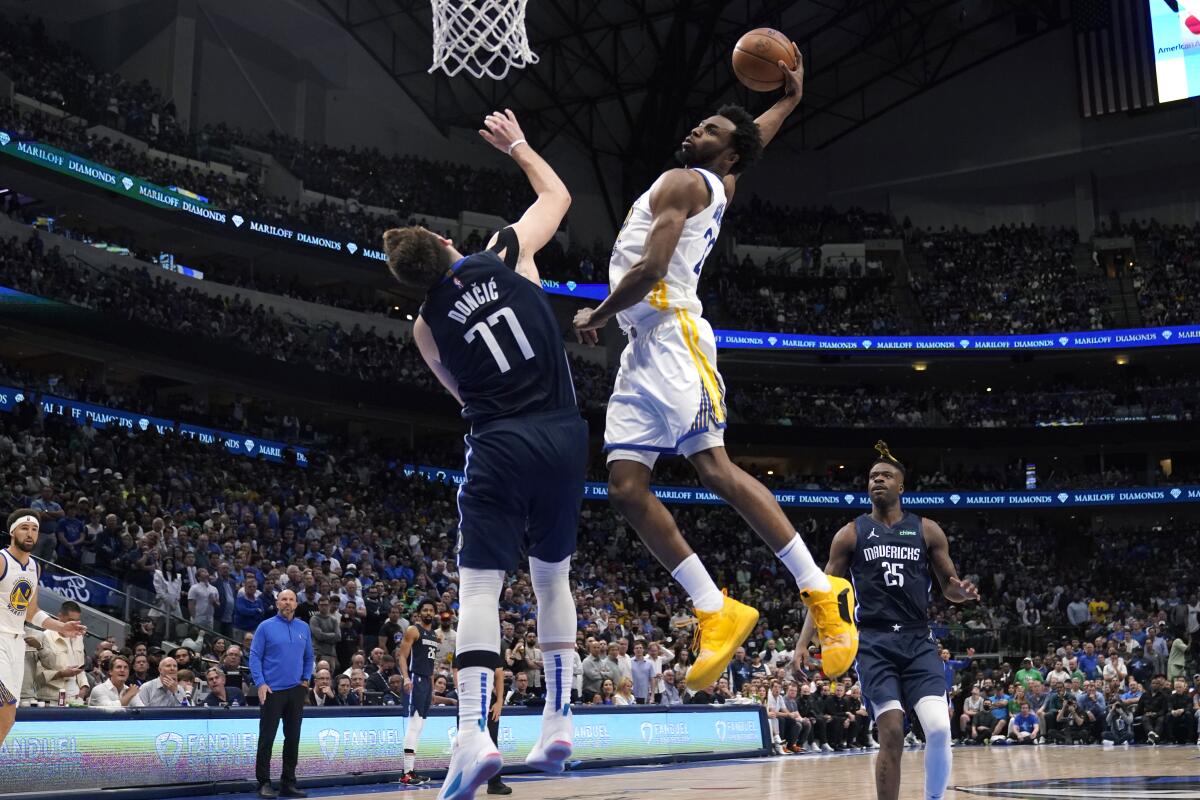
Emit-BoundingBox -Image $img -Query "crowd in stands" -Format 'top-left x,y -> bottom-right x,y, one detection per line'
728,375 -> 1200,428
2,401 -> 1197,752
1130,223 -> 1200,327
909,226 -> 1110,333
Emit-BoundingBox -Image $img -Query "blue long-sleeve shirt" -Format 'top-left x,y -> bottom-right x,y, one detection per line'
943,657 -> 971,691
234,592 -> 268,631
249,614 -> 314,691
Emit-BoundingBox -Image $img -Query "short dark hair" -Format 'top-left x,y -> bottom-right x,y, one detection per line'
715,104 -> 763,174
418,599 -> 437,614
59,600 -> 82,615
6,508 -> 39,531
382,227 -> 451,283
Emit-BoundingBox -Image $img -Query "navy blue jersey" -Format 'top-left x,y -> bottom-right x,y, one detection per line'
848,511 -> 932,627
421,232 -> 577,423
408,623 -> 440,678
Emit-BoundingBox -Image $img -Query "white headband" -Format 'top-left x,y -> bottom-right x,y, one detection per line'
8,515 -> 38,535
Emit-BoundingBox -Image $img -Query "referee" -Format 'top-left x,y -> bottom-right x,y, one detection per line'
249,589 -> 313,799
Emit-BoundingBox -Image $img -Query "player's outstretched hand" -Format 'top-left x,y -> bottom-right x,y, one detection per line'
59,619 -> 87,638
572,307 -> 605,345
479,108 -> 526,155
780,43 -> 804,100
946,576 -> 980,604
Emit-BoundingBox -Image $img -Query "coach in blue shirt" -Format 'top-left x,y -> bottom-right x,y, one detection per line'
250,589 -> 313,799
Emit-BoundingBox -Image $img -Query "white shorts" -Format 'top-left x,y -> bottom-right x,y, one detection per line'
0,632 -> 23,705
604,309 -> 726,469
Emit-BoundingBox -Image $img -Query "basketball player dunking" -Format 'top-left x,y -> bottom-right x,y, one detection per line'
801,443 -> 979,800
383,109 -> 587,800
572,45 -> 858,690
1,510 -> 86,746
395,599 -> 441,786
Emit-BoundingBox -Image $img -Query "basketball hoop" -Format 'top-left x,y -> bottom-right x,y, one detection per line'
429,0 -> 538,80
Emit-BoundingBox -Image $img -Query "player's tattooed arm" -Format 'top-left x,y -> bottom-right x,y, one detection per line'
572,169 -> 706,343
924,518 -> 979,603
796,523 -> 856,660
752,45 -> 803,148
413,315 -> 464,406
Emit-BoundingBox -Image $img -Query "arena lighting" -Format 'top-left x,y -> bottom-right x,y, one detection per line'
1115,354 -> 1130,365
766,469 -> 774,475
913,361 -> 928,372
406,314 -> 414,321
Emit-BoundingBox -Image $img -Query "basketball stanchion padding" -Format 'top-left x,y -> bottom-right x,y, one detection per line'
429,0 -> 539,80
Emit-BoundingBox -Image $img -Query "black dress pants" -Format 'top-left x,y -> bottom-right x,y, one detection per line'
256,685 -> 306,786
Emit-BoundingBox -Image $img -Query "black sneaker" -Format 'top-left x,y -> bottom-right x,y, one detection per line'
403,771 -> 432,786
487,778 -> 513,795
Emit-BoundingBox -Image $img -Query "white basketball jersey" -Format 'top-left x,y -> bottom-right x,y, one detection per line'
0,550 -> 37,635
609,167 -> 726,332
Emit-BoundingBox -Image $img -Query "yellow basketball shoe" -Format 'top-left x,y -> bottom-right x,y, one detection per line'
686,592 -> 760,691
800,576 -> 859,678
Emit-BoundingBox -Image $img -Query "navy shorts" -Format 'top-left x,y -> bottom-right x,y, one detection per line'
406,674 -> 433,718
457,409 -> 588,572
856,626 -> 945,715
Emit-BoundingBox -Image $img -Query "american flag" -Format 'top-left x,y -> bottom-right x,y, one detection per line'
1073,0 -> 1158,116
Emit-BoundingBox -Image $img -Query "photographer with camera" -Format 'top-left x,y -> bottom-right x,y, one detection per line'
1056,693 -> 1087,744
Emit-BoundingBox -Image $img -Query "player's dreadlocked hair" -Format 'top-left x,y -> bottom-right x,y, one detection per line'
382,227 -> 452,284
716,104 -> 764,174
871,440 -> 907,476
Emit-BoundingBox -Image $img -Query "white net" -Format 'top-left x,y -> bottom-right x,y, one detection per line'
429,0 -> 539,80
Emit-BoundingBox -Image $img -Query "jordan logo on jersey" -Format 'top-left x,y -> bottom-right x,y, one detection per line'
7,579 -> 32,615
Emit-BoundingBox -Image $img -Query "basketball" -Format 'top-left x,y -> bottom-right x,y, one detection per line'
732,28 -> 797,91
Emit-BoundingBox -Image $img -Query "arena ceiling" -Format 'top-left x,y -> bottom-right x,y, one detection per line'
317,0 -> 1069,216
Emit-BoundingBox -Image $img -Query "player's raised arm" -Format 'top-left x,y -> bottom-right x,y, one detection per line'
923,518 -> 979,603
753,44 -> 803,151
479,109 -> 571,284
796,523 -> 855,654
572,169 -> 706,342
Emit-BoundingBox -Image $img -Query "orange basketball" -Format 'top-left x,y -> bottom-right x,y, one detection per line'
732,28 -> 796,92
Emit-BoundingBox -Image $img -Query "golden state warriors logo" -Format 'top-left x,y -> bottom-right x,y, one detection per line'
7,578 -> 33,616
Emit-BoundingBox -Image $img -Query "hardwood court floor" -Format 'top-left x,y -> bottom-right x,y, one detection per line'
209,744 -> 1200,800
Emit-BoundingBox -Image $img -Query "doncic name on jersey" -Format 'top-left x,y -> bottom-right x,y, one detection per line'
445,276 -> 500,324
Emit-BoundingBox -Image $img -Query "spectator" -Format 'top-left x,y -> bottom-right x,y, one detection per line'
88,655 -> 139,707
135,656 -> 186,707
203,666 -> 245,707
234,574 -> 268,634
35,600 -> 87,704
658,669 -> 683,706
1008,702 -> 1039,744
188,568 -> 219,631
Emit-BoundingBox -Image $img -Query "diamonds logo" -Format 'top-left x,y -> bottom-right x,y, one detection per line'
347,242 -> 358,254
843,493 -> 855,504
1171,488 -> 1182,499
714,720 -> 726,742
566,281 -> 577,291
317,728 -> 340,760
862,339 -> 873,348
1058,336 -> 1069,346
138,418 -> 150,431
232,214 -> 244,228
0,132 -> 9,147
1162,330 -> 1173,340
639,722 -> 654,744
244,439 -> 256,453
13,393 -> 23,404
154,732 -> 185,768
959,339 -> 970,348
121,176 -> 134,190
949,494 -> 961,505
1057,493 -> 1069,503
767,336 -> 777,346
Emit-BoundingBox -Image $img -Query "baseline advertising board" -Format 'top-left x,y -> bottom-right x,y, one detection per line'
404,464 -> 1200,510
0,706 -> 767,796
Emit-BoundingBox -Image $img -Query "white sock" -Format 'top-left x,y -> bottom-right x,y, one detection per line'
670,553 -> 724,612
404,752 -> 415,773
777,534 -> 831,592
915,695 -> 952,800
457,666 -> 492,736
541,648 -> 575,718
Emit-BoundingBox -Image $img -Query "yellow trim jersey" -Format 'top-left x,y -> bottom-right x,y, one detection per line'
608,167 -> 726,333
